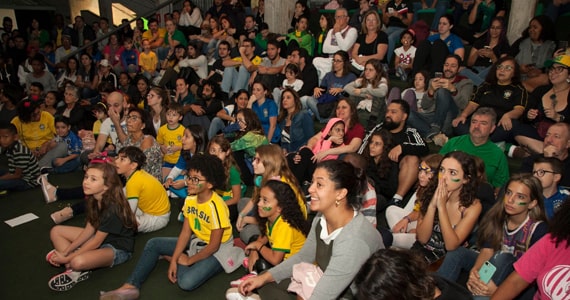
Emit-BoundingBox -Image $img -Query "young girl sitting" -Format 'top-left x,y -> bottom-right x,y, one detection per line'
288,117 -> 346,184
237,144 -> 307,245
42,91 -> 58,116
100,154 -> 243,298
228,180 -> 310,295
387,70 -> 429,112
46,163 -> 137,291
413,151 -> 482,265
393,29 -> 416,81
163,124 -> 208,199
437,174 -> 548,298
363,129 -> 398,211
386,153 -> 443,249
208,135 -> 243,224
273,63 -> 304,108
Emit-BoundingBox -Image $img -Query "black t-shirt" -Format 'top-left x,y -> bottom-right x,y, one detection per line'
386,0 -> 414,28
99,204 -> 136,252
472,83 -> 528,119
356,32 -> 389,63
472,38 -> 511,67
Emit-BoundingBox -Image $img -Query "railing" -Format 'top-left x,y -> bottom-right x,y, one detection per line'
62,0 -> 182,62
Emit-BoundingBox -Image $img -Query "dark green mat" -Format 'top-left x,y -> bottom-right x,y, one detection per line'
0,170 -> 244,299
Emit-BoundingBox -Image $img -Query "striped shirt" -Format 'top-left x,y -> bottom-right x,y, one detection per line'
6,141 -> 40,186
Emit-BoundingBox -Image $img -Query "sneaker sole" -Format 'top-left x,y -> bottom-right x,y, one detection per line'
48,271 -> 90,291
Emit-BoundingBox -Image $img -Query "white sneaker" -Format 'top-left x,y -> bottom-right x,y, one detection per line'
39,174 -> 57,203
48,269 -> 90,291
225,287 -> 261,300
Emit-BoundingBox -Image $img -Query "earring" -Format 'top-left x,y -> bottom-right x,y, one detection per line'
335,199 -> 340,207
567,78 -> 570,83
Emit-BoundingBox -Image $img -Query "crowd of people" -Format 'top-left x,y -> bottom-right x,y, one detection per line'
1,0 -> 570,299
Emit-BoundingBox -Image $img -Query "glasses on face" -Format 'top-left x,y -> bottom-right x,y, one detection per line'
186,176 -> 206,185
126,115 -> 140,121
548,66 -> 568,74
335,15 -> 348,19
497,64 -> 514,71
418,165 -> 435,174
252,156 -> 261,163
533,169 -> 557,177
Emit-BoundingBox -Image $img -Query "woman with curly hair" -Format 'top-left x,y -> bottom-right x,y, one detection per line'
363,129 -> 396,209
413,151 -> 482,265
492,197 -> 570,299
230,108 -> 268,186
355,248 -> 471,299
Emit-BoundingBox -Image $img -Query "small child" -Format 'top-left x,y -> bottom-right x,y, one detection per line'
139,39 -> 158,80
91,102 -> 110,141
101,154 -> 243,298
38,116 -> 82,174
0,122 -> 40,193
121,37 -> 139,75
393,29 -> 416,81
46,163 -> 137,291
273,63 -> 304,107
157,103 -> 185,180
532,155 -> 570,219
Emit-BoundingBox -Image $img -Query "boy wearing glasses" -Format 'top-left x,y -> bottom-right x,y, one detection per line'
115,146 -> 171,233
532,155 -> 569,219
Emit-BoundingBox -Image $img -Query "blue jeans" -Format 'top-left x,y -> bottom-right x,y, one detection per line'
100,244 -> 132,267
168,175 -> 188,199
407,88 -> 458,137
437,246 -> 478,281
305,96 -> 324,122
126,237 -> 223,291
221,66 -> 250,94
460,66 -> 491,87
386,27 -> 406,63
208,117 -> 226,139
0,170 -> 33,191
53,157 -> 81,174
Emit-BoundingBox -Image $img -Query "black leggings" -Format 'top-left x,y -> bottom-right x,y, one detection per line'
56,187 -> 87,215
287,148 -> 316,184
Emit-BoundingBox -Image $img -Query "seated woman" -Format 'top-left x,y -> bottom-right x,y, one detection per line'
355,248 -> 472,299
362,129 -> 398,211
413,14 -> 465,76
413,151 -> 482,265
277,88 -> 314,155
248,81 -> 280,144
114,107 -> 163,181
233,160 -> 384,300
146,87 -> 168,133
76,53 -> 100,104
350,11 -> 388,72
452,56 -> 528,143
437,174 -> 547,298
178,41 -> 208,91
512,15 -> 556,93
386,153 -> 443,249
131,75 -> 150,109
344,58 -> 389,128
279,15 -> 313,56
307,51 -> 357,123
451,0 -> 506,45
511,55 -> 570,156
459,17 -> 511,87
55,84 -> 85,132
491,199 -> 570,300
157,44 -> 187,89
230,108 -> 269,186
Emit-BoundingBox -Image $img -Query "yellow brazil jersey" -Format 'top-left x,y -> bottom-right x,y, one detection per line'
231,55 -> 262,67
157,123 -> 185,164
182,193 -> 233,244
282,176 -> 308,218
93,119 -> 112,144
126,170 -> 171,216
11,111 -> 55,150
267,215 -> 306,260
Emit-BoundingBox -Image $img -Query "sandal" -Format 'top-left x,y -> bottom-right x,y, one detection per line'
51,206 -> 73,224
46,249 -> 61,267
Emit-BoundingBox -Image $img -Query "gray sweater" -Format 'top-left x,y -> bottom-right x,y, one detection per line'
268,213 -> 384,300
421,77 -> 474,113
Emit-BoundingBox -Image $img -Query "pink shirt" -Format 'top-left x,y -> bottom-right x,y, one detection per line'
514,234 -> 570,300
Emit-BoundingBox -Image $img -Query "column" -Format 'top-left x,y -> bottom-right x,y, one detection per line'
507,0 -> 538,44
265,0 -> 295,34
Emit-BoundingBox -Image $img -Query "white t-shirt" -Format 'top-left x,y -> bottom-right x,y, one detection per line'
394,45 -> 417,65
282,79 -> 304,92
99,118 -> 127,145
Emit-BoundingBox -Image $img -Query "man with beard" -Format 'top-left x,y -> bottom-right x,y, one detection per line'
439,106 -> 509,191
221,38 -> 262,96
183,79 -> 223,129
407,54 -> 473,145
81,91 -> 129,164
383,99 -> 429,208
249,39 -> 286,91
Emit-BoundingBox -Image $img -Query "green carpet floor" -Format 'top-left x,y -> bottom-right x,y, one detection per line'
0,169 -> 245,299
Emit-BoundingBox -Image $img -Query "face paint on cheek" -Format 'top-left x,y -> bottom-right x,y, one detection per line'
450,178 -> 461,183
261,206 -> 272,212
517,202 -> 528,206
197,183 -> 203,188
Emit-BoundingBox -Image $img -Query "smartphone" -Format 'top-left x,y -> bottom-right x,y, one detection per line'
478,261 -> 497,284
388,7 -> 395,14
434,72 -> 443,79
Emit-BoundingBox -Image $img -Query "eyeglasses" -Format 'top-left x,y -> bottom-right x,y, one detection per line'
335,15 -> 348,19
548,66 -> 568,74
186,176 -> 207,185
126,115 -> 140,121
252,156 -> 261,163
418,165 -> 435,174
497,64 -> 514,71
533,169 -> 557,177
